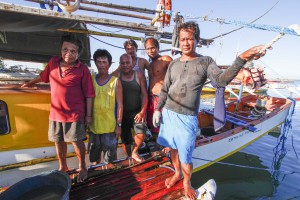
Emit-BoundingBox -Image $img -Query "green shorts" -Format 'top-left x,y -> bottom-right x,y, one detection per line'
48,121 -> 86,142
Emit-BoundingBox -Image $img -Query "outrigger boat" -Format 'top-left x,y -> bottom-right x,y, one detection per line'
0,1 -> 295,199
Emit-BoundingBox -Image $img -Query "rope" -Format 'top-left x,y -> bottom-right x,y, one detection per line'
176,11 -> 298,36
272,97 -> 297,164
89,29 -> 170,52
191,157 -> 299,174
90,35 -> 125,49
270,98 -> 297,189
88,24 -> 124,34
218,19 -> 299,36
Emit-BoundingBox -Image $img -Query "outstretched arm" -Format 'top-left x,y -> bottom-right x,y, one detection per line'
21,75 -> 43,87
239,44 -> 271,61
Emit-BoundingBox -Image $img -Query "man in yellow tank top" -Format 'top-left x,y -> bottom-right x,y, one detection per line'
88,49 -> 123,165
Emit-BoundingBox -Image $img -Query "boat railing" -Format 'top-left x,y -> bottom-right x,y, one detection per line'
202,109 -> 258,132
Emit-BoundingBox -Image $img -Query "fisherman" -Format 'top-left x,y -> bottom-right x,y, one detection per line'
153,21 -> 270,200
111,39 -> 149,76
21,34 -> 95,182
144,37 -> 172,139
88,49 -> 123,165
119,53 -> 148,162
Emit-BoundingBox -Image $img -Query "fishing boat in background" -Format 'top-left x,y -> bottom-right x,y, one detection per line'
266,79 -> 294,89
203,64 -> 268,95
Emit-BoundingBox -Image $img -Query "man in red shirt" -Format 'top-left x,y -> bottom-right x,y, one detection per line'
22,34 -> 95,182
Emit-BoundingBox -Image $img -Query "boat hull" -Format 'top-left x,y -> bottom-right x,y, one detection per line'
192,96 -> 291,172
193,110 -> 288,172
0,85 -> 54,166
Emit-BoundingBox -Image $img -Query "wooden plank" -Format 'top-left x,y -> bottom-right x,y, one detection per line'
69,157 -> 179,200
57,29 -> 172,44
0,2 -> 157,32
26,0 -> 153,20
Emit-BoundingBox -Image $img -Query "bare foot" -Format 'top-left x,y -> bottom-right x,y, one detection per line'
132,152 -> 144,163
58,166 -> 69,172
165,173 -> 182,188
183,181 -> 197,200
77,168 -> 88,183
162,147 -> 171,154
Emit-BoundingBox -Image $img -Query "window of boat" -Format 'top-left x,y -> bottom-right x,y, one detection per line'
0,100 -> 10,135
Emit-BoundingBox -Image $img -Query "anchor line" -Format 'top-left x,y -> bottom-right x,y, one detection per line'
273,97 -> 298,162
192,156 -> 300,174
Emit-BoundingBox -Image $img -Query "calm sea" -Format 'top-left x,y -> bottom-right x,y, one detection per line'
192,81 -> 300,199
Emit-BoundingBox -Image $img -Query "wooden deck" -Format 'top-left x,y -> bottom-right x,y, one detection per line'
70,156 -> 187,200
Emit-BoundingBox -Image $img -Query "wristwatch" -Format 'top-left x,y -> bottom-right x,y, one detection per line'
117,122 -> 122,127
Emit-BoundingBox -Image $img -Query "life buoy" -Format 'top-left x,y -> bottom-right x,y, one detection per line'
163,0 -> 172,26
56,0 -> 80,13
156,0 -> 172,27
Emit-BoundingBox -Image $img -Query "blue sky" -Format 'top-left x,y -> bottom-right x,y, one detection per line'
5,0 -> 300,79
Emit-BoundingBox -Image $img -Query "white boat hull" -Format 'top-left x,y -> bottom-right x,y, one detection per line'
0,144 -> 74,167
192,106 -> 289,171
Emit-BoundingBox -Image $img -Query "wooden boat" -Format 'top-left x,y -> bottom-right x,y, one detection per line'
193,94 -> 293,172
1,94 -> 292,199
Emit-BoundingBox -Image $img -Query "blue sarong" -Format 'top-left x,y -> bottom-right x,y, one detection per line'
157,108 -> 199,164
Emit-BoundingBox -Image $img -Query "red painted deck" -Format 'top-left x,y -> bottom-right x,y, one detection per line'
70,156 -> 186,200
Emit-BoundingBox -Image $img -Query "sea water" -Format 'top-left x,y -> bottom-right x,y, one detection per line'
192,81 -> 300,199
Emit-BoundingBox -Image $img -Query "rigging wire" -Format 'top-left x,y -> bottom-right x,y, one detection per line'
90,35 -> 124,49
258,60 -> 286,80
176,0 -> 297,37
90,34 -> 171,53
209,0 -> 281,40
88,23 -> 124,34
83,24 -> 139,50
191,156 -> 300,174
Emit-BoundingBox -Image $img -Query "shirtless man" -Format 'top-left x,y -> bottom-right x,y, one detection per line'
111,39 -> 149,76
144,38 -> 172,137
